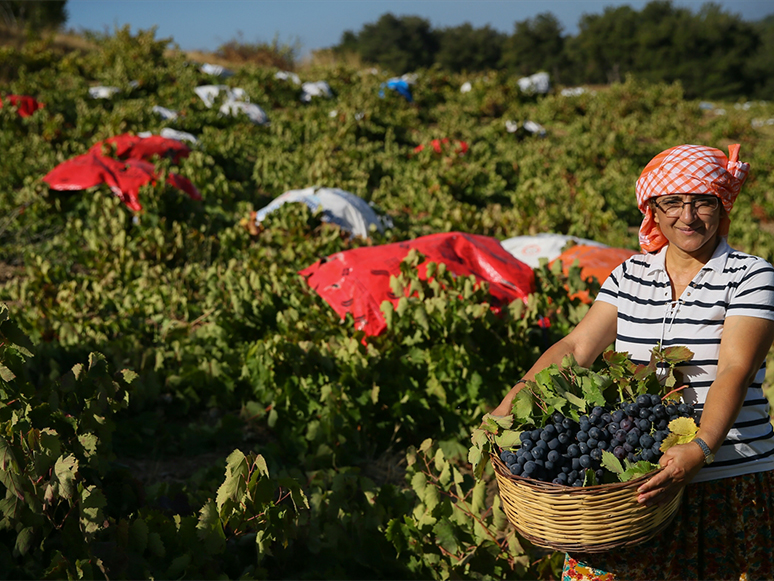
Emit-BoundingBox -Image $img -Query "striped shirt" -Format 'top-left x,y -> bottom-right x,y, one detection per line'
596,238 -> 774,482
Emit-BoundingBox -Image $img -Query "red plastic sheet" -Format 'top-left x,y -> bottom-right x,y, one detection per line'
413,138 -> 469,156
90,133 -> 190,164
0,95 -> 44,117
550,244 -> 639,302
299,232 -> 535,336
43,154 -> 200,212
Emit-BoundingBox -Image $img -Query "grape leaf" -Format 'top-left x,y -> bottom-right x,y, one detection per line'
660,417 -> 699,452
582,468 -> 598,486
601,450 -> 623,475
495,430 -> 521,449
661,345 -> 695,364
620,461 -> 659,482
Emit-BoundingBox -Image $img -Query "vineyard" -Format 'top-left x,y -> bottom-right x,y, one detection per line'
2,27 -> 774,579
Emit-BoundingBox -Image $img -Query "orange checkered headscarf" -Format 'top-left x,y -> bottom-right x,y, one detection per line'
635,144 -> 750,253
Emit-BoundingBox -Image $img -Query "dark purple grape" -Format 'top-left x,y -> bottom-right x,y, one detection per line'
666,404 -> 678,417
612,409 -> 625,423
510,463 -> 523,475
520,432 -> 531,444
579,419 -> 591,433
547,450 -> 561,463
536,439 -> 548,450
571,458 -> 581,471
561,465 -> 572,474
650,394 -> 661,406
558,432 -> 571,445
639,408 -> 651,419
556,472 -> 568,484
577,431 -> 589,442
590,448 -> 603,461
547,438 -> 560,450
601,413 -> 613,424
521,439 -> 535,451
626,432 -> 640,446
648,414 -> 657,423
625,403 -> 639,416
517,454 -> 529,466
588,427 -> 602,440
591,406 -> 604,417
587,438 -> 599,449
637,419 -> 652,432
568,470 -> 579,481
595,468 -> 605,480
533,459 -> 545,468
501,450 -> 516,464
639,434 -> 655,449
636,394 -> 651,408
544,460 -> 555,472
653,404 -> 666,418
567,444 -> 580,458
552,412 -> 565,424
579,442 -> 590,455
623,442 -> 635,453
656,419 -> 669,430
530,428 -> 541,441
613,445 -> 626,460
620,418 -> 633,432
641,449 -> 655,462
531,446 -> 546,460
523,461 -> 536,475
597,440 -> 609,450
572,479 -> 584,487
677,404 -> 691,416
614,429 -> 627,443
579,455 -> 592,468
555,423 -> 566,435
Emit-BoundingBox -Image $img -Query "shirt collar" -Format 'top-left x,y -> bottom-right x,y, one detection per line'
645,237 -> 731,276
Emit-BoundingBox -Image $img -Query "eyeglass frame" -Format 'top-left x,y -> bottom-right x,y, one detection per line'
650,194 -> 721,218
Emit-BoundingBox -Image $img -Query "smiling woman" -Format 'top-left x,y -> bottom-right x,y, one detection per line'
492,143 -> 774,580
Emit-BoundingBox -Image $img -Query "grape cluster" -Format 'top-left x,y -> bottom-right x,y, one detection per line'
500,394 -> 696,487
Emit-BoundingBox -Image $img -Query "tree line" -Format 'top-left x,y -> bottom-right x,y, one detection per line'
332,1 -> 774,101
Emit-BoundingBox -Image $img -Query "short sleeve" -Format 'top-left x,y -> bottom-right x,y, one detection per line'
727,258 -> 774,320
594,262 -> 624,307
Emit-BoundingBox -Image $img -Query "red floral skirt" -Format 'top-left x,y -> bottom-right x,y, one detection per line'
561,470 -> 774,580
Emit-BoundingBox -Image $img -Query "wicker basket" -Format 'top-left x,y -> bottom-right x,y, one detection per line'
491,451 -> 683,553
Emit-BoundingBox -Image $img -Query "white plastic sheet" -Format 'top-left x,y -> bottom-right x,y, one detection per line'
255,186 -> 388,239
194,85 -> 268,125
275,71 -> 301,84
500,233 -> 607,268
89,86 -> 120,99
517,72 -> 550,95
301,81 -> 333,103
200,63 -> 234,78
152,105 -> 179,120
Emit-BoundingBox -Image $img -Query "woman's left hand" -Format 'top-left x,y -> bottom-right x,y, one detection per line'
636,441 -> 705,505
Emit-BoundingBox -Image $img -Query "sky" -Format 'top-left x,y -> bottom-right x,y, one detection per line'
66,0 -> 774,58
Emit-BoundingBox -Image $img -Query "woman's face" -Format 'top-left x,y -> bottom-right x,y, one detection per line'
651,194 -> 722,258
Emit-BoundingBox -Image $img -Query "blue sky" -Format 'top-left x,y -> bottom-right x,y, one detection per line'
66,1 -> 774,58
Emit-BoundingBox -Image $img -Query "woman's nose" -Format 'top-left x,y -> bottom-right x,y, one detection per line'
680,201 -> 699,220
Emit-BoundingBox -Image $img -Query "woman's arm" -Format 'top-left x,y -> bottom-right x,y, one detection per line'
637,315 -> 774,505
490,300 -> 618,416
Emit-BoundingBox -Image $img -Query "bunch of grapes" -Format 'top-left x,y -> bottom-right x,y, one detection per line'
500,394 -> 696,487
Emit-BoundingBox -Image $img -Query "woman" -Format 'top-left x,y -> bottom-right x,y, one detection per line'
492,144 -> 774,579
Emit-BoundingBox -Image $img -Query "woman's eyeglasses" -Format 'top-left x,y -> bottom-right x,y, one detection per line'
652,195 -> 720,217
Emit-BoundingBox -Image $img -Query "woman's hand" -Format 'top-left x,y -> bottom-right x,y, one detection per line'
636,440 -> 705,505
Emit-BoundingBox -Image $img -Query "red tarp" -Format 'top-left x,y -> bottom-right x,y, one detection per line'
299,232 -> 535,336
0,95 -> 44,117
42,134 -> 200,212
90,134 -> 190,164
550,244 -> 639,302
413,138 -> 469,156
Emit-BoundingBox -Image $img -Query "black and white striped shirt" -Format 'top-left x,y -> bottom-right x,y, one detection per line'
597,238 -> 774,482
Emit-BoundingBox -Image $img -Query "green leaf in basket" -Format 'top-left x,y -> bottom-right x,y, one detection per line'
481,413 -> 513,433
601,450 -> 624,475
495,430 -> 521,449
620,460 -> 659,482
659,345 -> 694,365
470,428 -> 489,449
512,390 -> 533,423
563,391 -> 587,412
580,374 -> 607,407
582,468 -> 598,487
